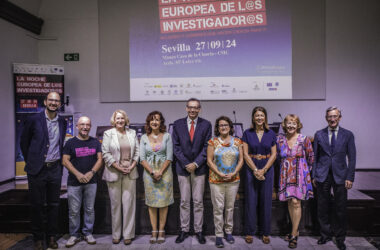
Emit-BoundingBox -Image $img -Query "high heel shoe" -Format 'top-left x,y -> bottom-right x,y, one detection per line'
157,230 -> 165,244
150,231 -> 158,244
288,235 -> 298,249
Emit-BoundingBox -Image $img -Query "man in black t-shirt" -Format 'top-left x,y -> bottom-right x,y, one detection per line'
62,116 -> 102,247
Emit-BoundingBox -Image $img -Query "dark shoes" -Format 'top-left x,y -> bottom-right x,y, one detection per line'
224,234 -> 235,244
34,240 -> 43,250
215,237 -> 224,248
195,232 -> 206,244
288,235 -> 298,249
317,236 -> 332,245
337,240 -> 346,250
47,236 -> 58,249
175,231 -> 189,243
112,238 -> 121,244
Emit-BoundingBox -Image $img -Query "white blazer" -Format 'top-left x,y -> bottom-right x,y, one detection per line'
102,127 -> 140,182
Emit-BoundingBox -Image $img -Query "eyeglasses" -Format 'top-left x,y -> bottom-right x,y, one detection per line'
187,106 -> 200,110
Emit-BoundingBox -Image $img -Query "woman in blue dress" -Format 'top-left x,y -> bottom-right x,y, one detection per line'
140,111 -> 174,244
242,106 -> 277,244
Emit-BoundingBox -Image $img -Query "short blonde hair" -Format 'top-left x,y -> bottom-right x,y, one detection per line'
110,109 -> 130,127
281,114 -> 303,133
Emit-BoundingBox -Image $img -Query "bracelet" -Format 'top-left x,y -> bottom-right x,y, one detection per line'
253,168 -> 258,172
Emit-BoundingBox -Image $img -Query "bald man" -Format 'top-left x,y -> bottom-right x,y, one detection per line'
20,92 -> 67,249
62,116 -> 102,247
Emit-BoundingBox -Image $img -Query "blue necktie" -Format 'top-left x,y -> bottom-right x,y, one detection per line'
331,130 -> 336,152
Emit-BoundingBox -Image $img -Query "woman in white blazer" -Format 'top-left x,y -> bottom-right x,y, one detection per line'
102,109 -> 139,245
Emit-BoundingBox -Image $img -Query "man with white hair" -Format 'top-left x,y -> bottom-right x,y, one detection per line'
312,106 -> 356,250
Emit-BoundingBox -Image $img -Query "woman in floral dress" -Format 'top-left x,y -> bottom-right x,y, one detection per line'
140,111 -> 173,244
277,114 -> 314,248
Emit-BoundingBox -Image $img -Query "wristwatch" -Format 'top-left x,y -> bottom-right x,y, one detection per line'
150,170 -> 154,176
91,170 -> 96,174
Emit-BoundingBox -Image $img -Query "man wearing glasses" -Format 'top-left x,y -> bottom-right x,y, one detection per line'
312,106 -> 356,250
21,92 -> 67,250
172,98 -> 212,244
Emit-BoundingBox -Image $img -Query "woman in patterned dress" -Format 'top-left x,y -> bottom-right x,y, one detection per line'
207,116 -> 244,248
140,111 -> 174,244
277,114 -> 314,248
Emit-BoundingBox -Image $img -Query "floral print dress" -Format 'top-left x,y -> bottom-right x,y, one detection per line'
140,133 -> 174,207
277,134 -> 314,201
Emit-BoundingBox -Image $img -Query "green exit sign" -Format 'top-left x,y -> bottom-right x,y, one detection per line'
64,53 -> 79,61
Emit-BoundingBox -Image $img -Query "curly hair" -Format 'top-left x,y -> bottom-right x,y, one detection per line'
214,116 -> 234,136
144,111 -> 166,134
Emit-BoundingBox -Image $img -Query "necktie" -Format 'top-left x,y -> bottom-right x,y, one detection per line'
189,120 -> 195,142
331,130 -> 336,151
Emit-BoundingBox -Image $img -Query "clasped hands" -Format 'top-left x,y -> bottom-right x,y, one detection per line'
76,171 -> 94,183
151,170 -> 163,182
115,162 -> 132,175
185,162 -> 197,173
253,168 -> 266,181
220,172 -> 236,181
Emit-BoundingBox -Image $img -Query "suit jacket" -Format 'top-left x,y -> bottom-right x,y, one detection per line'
172,117 -> 212,176
312,126 -> 356,184
102,127 -> 140,182
20,111 -> 67,176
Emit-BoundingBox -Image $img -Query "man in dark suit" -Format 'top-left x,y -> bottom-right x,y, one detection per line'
312,106 -> 356,250
20,92 -> 67,250
172,98 -> 212,244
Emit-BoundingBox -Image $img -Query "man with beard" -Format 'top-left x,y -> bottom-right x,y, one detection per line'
21,92 -> 67,250
312,106 -> 356,250
62,116 -> 102,247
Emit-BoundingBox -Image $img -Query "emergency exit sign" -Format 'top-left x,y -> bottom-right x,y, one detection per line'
64,53 -> 79,61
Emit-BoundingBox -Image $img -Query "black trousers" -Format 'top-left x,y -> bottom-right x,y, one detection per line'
27,161 -> 62,241
316,171 -> 347,242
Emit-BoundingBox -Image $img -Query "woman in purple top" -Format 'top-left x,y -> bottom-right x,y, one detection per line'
277,114 -> 314,248
242,106 -> 277,244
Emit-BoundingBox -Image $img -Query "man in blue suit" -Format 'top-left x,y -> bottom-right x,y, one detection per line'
172,98 -> 212,244
312,106 -> 356,250
20,92 -> 67,250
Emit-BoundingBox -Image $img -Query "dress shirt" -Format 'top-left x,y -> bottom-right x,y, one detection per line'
187,116 -> 198,132
45,110 -> 61,162
328,126 -> 339,145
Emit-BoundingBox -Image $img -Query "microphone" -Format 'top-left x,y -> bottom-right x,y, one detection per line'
65,95 -> 70,106
278,113 -> 283,121
233,110 -> 237,123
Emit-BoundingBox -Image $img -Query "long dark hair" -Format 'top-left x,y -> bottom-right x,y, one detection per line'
144,111 -> 166,134
251,106 -> 269,131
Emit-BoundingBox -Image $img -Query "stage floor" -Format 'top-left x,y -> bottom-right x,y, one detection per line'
8,234 -> 378,250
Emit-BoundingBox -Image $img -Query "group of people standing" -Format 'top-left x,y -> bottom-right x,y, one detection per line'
21,92 -> 356,250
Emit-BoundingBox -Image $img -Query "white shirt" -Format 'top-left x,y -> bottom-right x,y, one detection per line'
187,116 -> 198,132
328,126 -> 339,145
